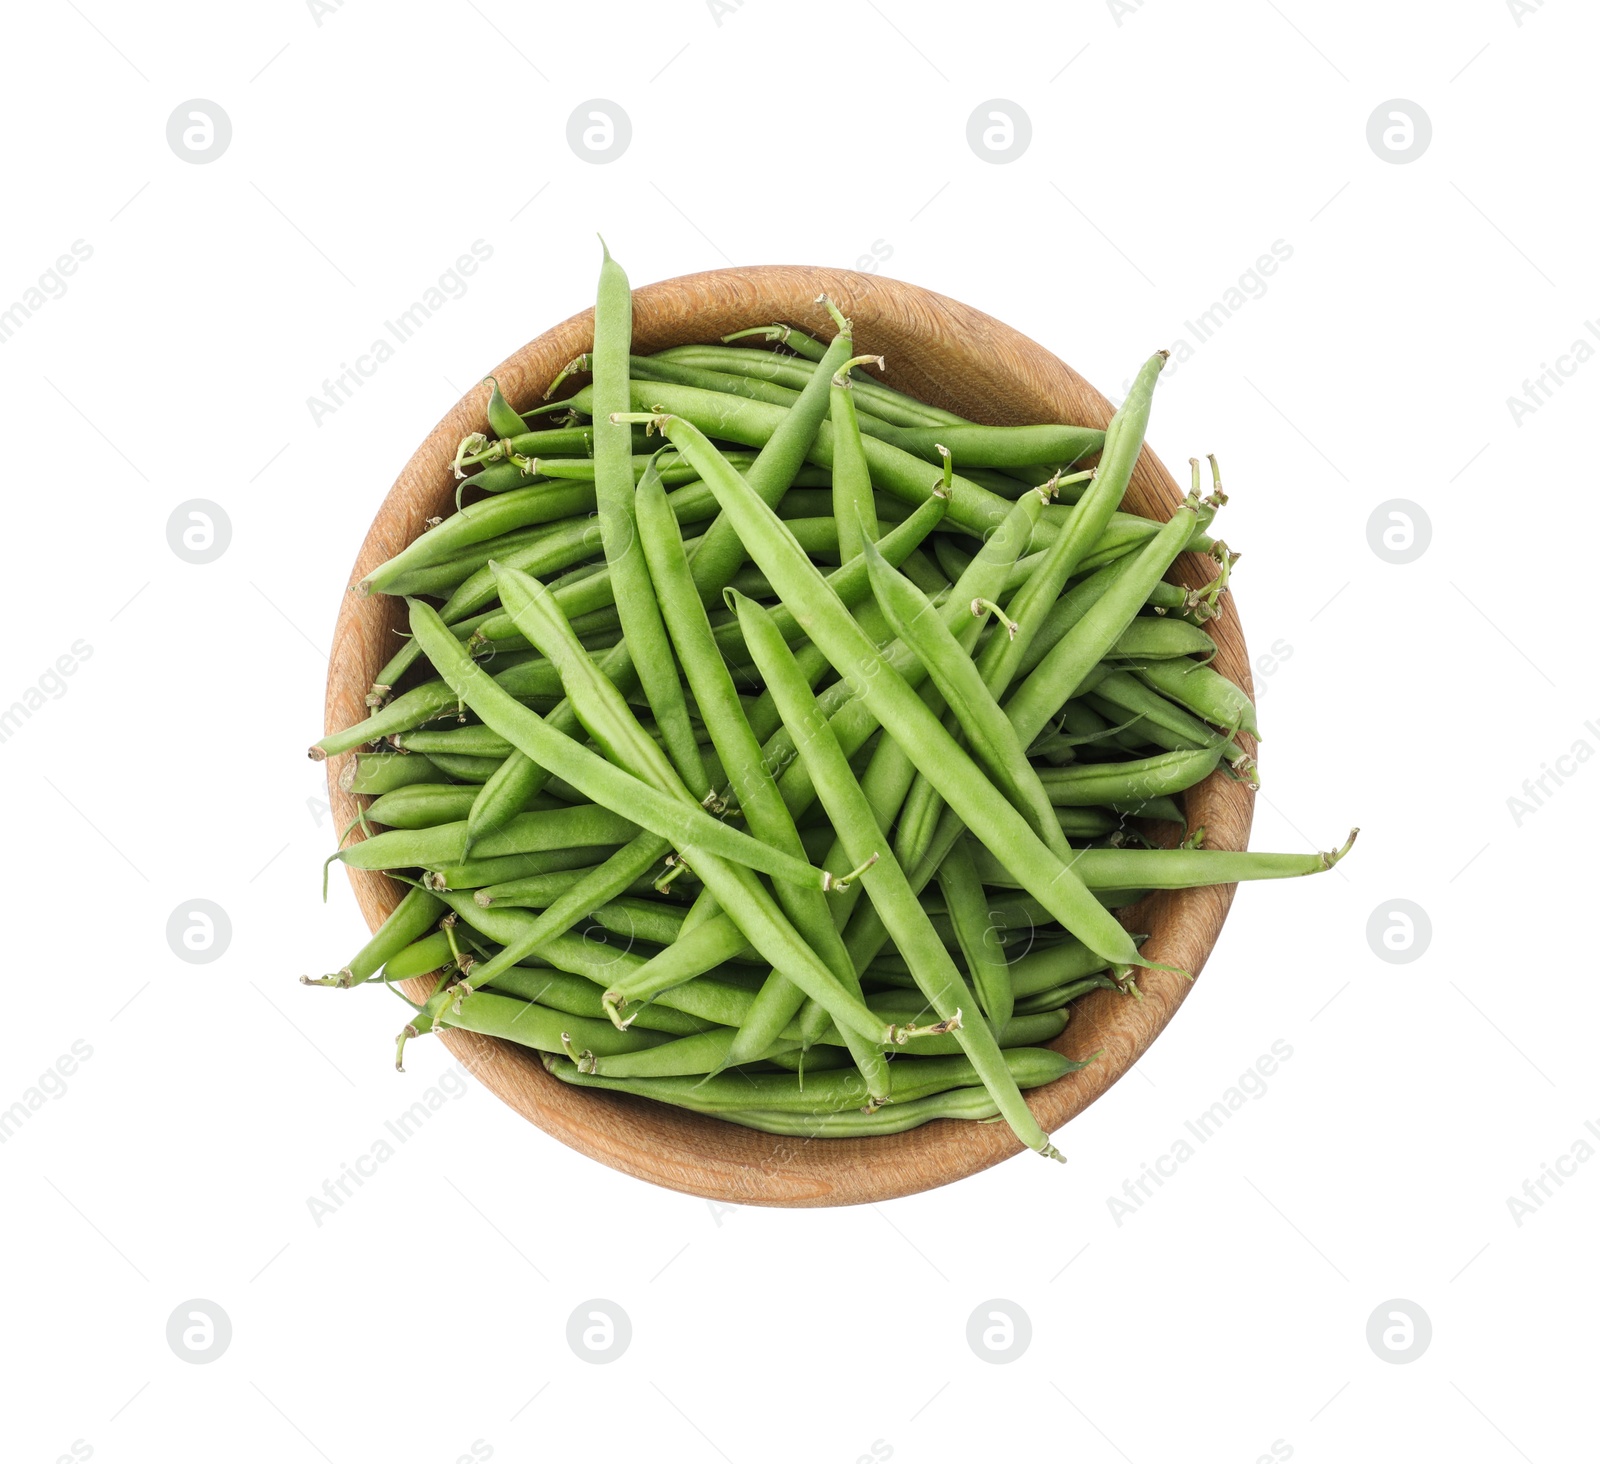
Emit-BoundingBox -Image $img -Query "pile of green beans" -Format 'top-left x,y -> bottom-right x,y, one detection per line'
306,247 -> 1355,1161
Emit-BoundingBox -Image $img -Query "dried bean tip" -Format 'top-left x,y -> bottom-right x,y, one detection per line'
1323,828 -> 1359,867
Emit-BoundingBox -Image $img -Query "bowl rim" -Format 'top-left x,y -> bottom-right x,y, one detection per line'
322,263 -> 1256,1207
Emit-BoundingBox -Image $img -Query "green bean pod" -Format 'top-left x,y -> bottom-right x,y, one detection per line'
647,413 -> 1148,972
1133,657 -> 1261,739
339,752 -> 440,796
336,804 -> 640,871
404,597 -> 836,891
935,834 -> 1015,1030
1036,745 -> 1225,807
303,884 -> 445,988
732,589 -> 1064,1159
542,1046 -> 1083,1115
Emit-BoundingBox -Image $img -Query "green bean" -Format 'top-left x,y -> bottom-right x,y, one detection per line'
579,381 -> 1022,542
436,480 -> 716,626
635,463 -> 885,1087
1107,619 -> 1218,662
829,354 -> 885,562
1084,669 -> 1253,777
486,966 -> 713,1036
705,1087 -> 1007,1137
473,865 -> 659,908
1036,745 -> 1224,807
599,912 -> 755,1009
569,1026 -> 803,1079
814,1008 -> 1069,1058
684,307 -> 861,609
311,654 -> 566,760
863,534 -> 1071,859
336,804 -> 639,871
578,895 -> 688,948
1012,976 -> 1129,1014
542,1046 -> 1081,1115
1003,559 -> 1189,682
1133,657 -> 1261,739
363,783 -> 560,829
487,564 -> 914,1049
428,989 -> 665,1066
359,481 -> 602,595
935,834 -> 1015,1029
1064,832 -> 1356,889
853,490 -> 1052,939
339,751 -> 440,796
1006,488 -> 1207,743
970,352 -> 1167,714
633,356 -> 810,410
733,588 -> 1062,1158
394,727 -> 514,757
593,252 -> 707,796
302,884 -> 444,988
708,489 -> 948,668
410,837 -> 671,1033
642,413 -> 1154,968
483,376 -> 530,437
422,844 -> 622,889
882,423 -> 1101,470
1006,937 -> 1127,999
651,343 -> 971,428
382,929 -> 455,982
721,323 -> 829,361
405,597 -> 835,891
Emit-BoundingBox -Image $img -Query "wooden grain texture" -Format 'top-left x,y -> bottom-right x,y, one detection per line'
322,266 -> 1256,1207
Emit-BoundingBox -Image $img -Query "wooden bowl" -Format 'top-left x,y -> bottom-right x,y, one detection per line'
323,266 -> 1255,1207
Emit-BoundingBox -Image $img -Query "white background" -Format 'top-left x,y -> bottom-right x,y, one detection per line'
2,2 -> 1594,1460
